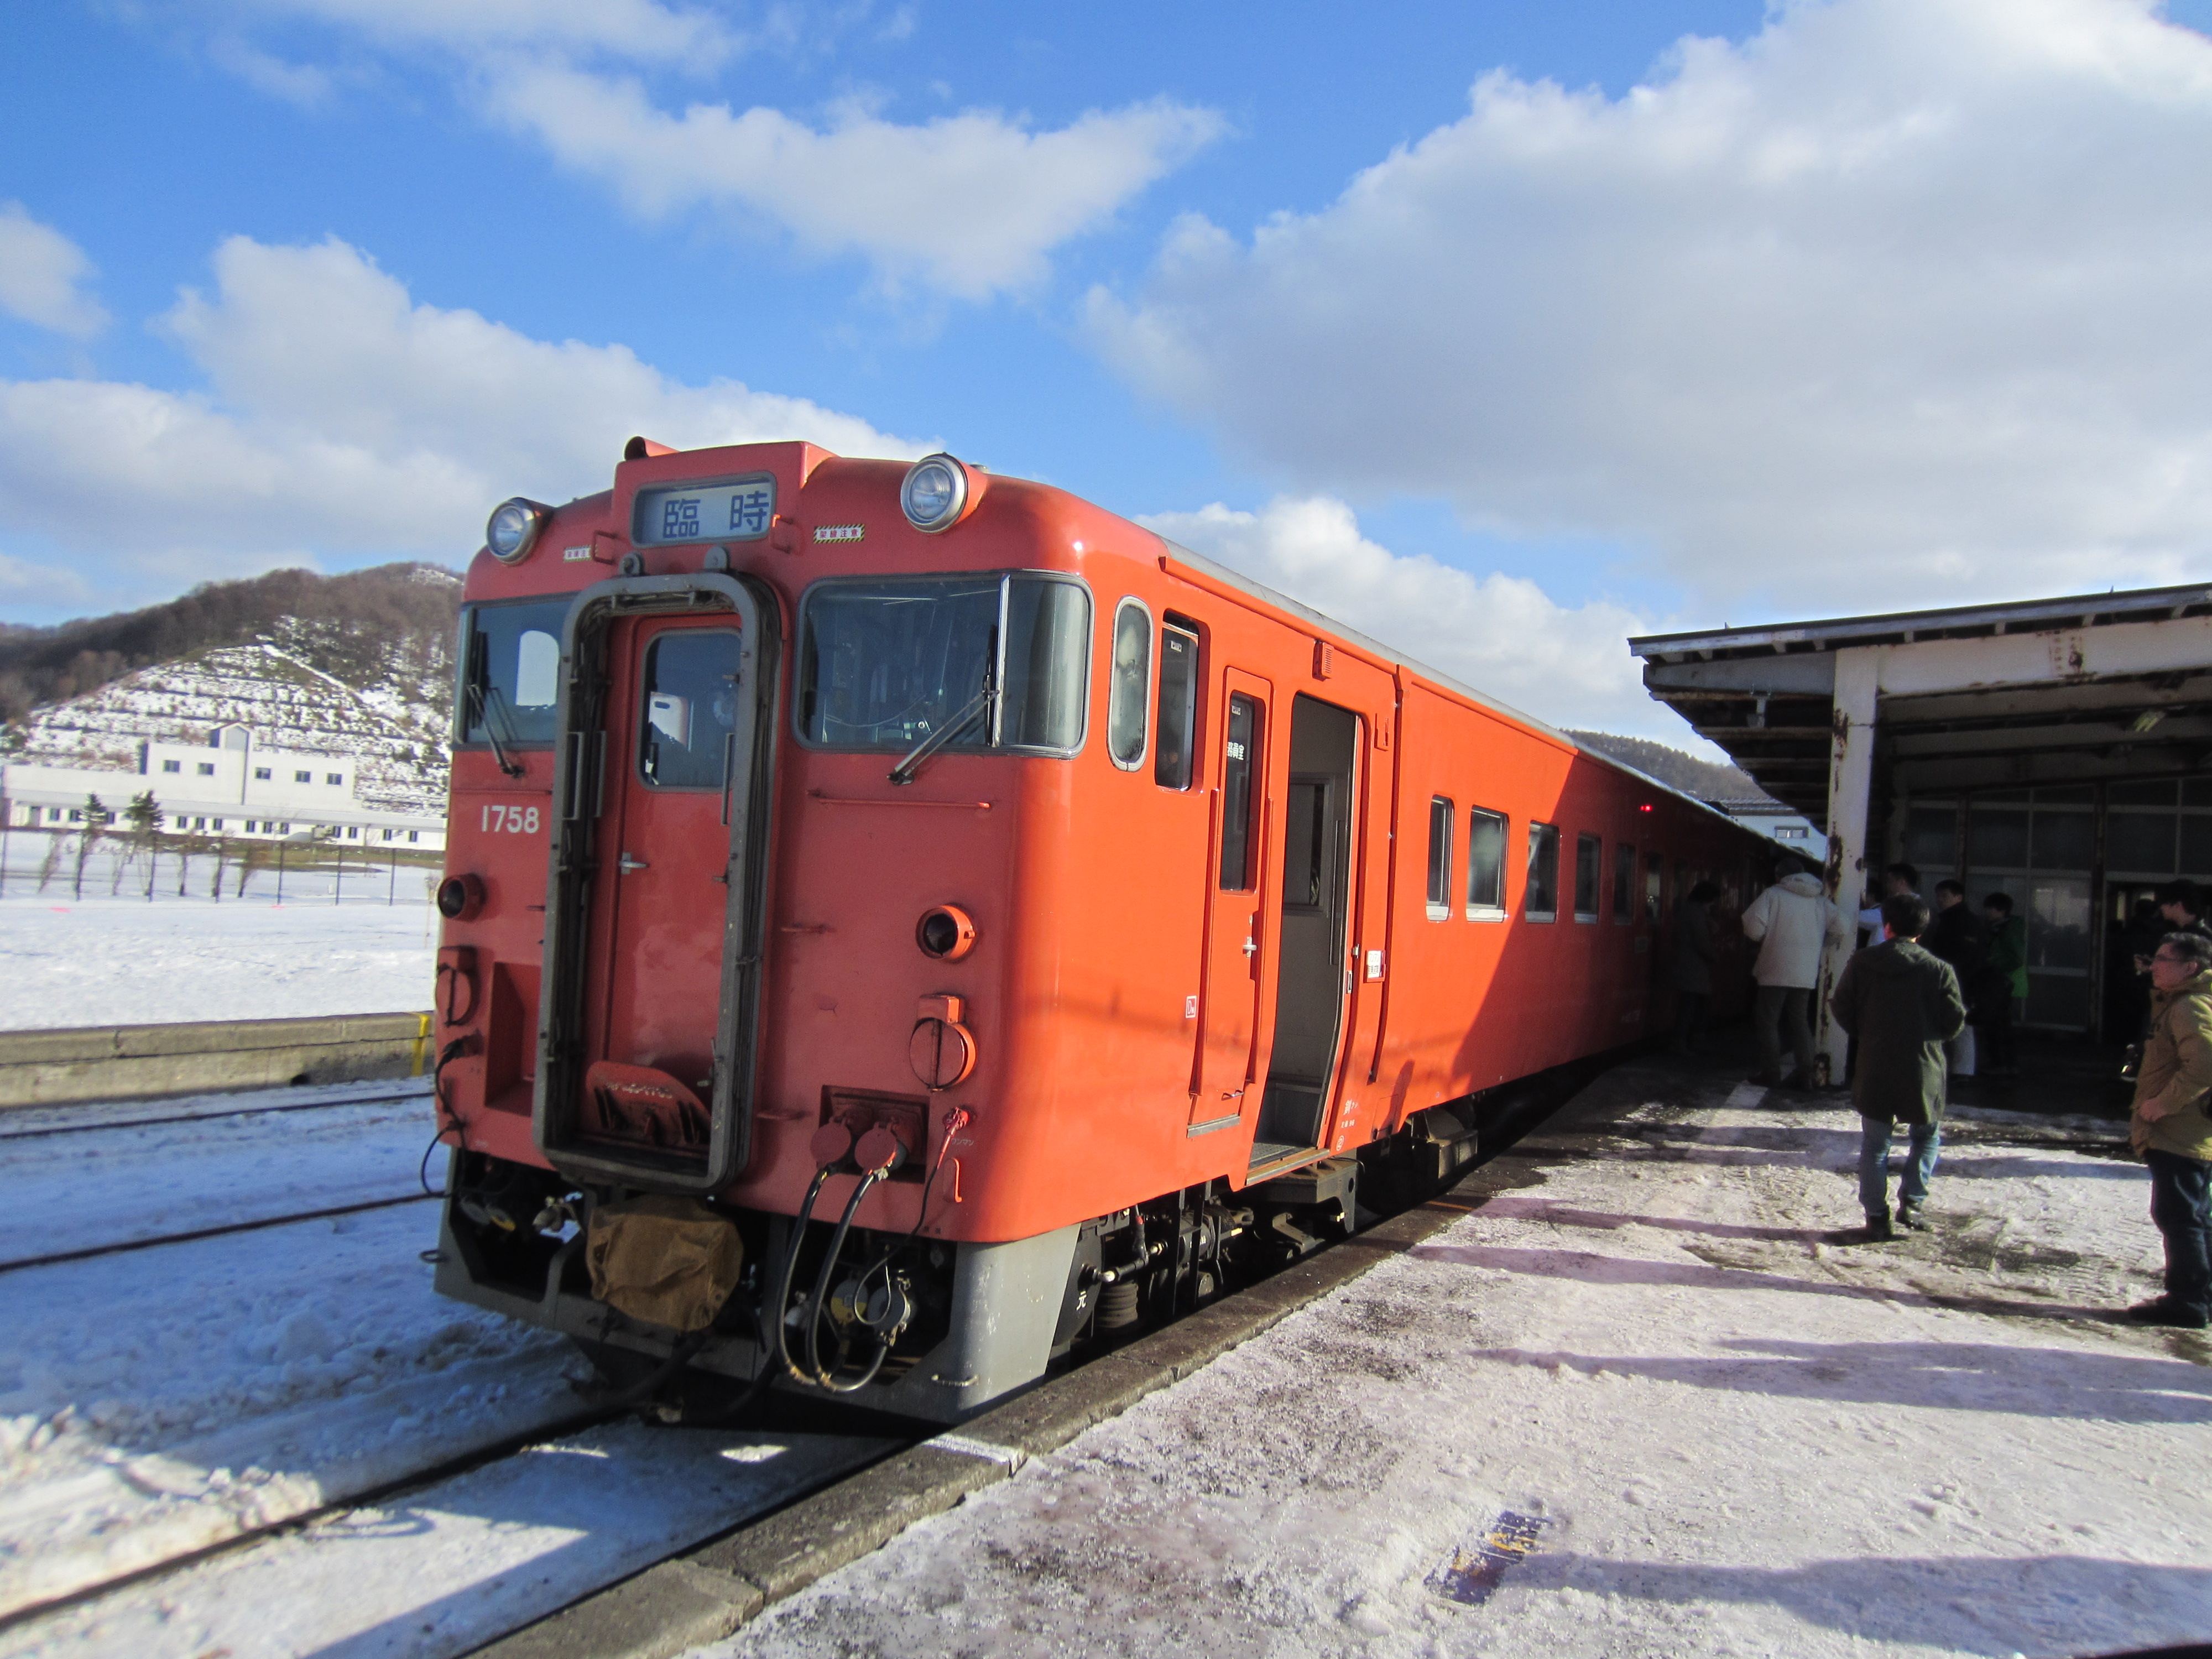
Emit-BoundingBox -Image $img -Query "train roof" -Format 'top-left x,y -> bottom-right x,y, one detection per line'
1155,537 -> 1783,849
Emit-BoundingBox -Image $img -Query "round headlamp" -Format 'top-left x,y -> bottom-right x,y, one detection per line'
486,498 -> 550,564
899,454 -> 971,534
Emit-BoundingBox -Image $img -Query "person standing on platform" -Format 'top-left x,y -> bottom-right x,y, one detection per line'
1830,892 -> 1966,1241
1742,858 -> 1848,1089
2122,932 -> 2212,1328
1671,880 -> 1721,1055
1979,893 -> 2027,1077
1855,862 -> 1921,942
1924,879 -> 1990,1080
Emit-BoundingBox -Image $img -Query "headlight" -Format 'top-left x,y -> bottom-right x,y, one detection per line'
486,498 -> 550,564
899,455 -> 971,534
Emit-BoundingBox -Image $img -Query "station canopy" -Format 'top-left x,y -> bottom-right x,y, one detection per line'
1628,583 -> 2212,820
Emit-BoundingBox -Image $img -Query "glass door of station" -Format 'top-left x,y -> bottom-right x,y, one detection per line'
1902,780 -> 2212,1036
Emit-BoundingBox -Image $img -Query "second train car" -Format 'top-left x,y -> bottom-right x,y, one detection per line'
429,439 -> 1773,1422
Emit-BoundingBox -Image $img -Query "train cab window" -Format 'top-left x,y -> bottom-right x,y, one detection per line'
796,573 -> 1091,755
1426,797 -> 1454,919
1614,842 -> 1636,922
1218,693 -> 1261,890
1106,599 -> 1152,770
1466,807 -> 1507,919
1155,622 -> 1199,789
1646,852 -> 1665,922
458,598 -> 568,748
1525,822 -> 1559,921
638,630 -> 742,790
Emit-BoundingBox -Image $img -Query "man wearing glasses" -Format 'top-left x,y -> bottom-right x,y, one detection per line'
2126,933 -> 2212,1329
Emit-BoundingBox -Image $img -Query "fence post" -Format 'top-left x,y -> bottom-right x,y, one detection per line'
333,840 -> 343,906
388,844 -> 398,906
275,837 -> 286,905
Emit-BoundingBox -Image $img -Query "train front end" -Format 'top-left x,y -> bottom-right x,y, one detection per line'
429,439 -> 1104,1424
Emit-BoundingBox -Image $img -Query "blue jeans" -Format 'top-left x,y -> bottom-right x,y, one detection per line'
2146,1150 -> 2211,1317
1859,1117 -> 1941,1218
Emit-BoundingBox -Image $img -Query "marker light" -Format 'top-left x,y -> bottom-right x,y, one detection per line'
899,454 -> 971,534
486,498 -> 550,564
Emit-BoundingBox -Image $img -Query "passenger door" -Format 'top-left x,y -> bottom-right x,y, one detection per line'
1190,671 -> 1272,1131
537,574 -> 773,1194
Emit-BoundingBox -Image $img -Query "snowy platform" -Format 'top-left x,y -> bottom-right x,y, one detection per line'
701,1061 -> 2210,1659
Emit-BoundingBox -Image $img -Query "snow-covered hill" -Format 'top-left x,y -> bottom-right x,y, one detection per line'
8,641 -> 448,815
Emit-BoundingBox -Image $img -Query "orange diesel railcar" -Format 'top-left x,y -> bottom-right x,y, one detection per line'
430,439 -> 1771,1422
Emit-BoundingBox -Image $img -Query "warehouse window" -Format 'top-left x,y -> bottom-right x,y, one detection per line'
197,761 -> 216,775
254,766 -> 272,781
295,770 -> 312,783
1526,823 -> 1559,921
327,773 -> 343,786
161,759 -> 181,774
1427,797 -> 1454,919
1614,842 -> 1636,922
1467,807 -> 1507,919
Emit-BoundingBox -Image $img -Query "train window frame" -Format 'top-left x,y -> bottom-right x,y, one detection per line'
1525,822 -> 1560,922
1613,841 -> 1636,923
1646,850 -> 1665,923
634,627 -> 744,792
791,570 -> 1094,760
1155,618 -> 1202,790
1427,797 -> 1454,920
1573,832 -> 1601,923
1466,806 -> 1508,921
454,596 -> 571,750
1218,692 -> 1262,891
1105,597 -> 1153,772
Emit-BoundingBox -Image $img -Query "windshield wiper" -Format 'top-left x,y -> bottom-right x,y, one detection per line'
888,667 -> 997,787
471,682 -> 528,779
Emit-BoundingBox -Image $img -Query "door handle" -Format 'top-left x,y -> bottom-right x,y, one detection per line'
618,853 -> 650,874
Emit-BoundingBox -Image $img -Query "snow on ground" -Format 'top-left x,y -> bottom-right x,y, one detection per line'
706,1069 -> 2211,1659
9,1423 -> 891,1659
1,1090 -> 436,1262
0,837 -> 440,1027
0,1084 -> 581,1618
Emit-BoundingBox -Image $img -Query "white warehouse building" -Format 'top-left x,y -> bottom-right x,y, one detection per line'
2,724 -> 446,851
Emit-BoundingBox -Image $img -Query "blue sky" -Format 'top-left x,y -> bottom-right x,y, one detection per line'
5,1 -> 2212,740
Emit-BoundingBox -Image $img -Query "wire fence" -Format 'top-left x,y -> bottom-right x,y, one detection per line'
0,824 -> 444,906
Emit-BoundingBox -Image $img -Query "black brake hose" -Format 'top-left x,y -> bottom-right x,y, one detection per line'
774,1166 -> 836,1383
803,1167 -> 888,1388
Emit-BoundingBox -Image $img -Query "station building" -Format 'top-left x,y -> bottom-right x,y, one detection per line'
1630,582 -> 2212,1060
1,723 -> 446,851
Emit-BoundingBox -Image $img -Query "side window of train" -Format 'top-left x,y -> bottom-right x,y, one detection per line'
1426,797 -> 1454,920
1574,832 -> 1602,922
1614,841 -> 1636,923
1155,622 -> 1200,789
1218,692 -> 1261,890
1466,806 -> 1507,920
1106,598 -> 1152,770
1526,822 -> 1560,922
1647,852 -> 1666,922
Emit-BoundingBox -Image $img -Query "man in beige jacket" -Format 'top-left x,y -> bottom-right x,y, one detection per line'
2126,931 -> 2212,1329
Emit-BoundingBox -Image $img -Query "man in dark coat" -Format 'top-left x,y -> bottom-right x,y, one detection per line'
1829,893 -> 1967,1241
1923,879 -> 1989,1079
1670,879 -> 1720,1055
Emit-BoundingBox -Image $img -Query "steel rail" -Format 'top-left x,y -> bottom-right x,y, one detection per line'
0,1191 -> 438,1276
0,1087 -> 432,1142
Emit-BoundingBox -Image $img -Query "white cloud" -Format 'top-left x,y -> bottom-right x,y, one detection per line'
489,66 -> 1225,297
0,204 -> 110,338
231,0 -> 739,65
1093,0 -> 2212,614
0,235 -> 922,594
1140,497 -> 1672,738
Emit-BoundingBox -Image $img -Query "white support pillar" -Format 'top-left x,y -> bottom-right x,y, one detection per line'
1818,646 -> 1881,1083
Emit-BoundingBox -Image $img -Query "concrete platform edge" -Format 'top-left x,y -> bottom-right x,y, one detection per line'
469,1156 -> 1544,1659
0,1010 -> 436,1107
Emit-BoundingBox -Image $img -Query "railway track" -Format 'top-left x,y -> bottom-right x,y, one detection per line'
0,1084 -> 432,1142
0,1190 -> 440,1276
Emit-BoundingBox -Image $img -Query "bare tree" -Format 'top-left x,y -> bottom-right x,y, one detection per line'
35,830 -> 67,893
71,795 -> 109,900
